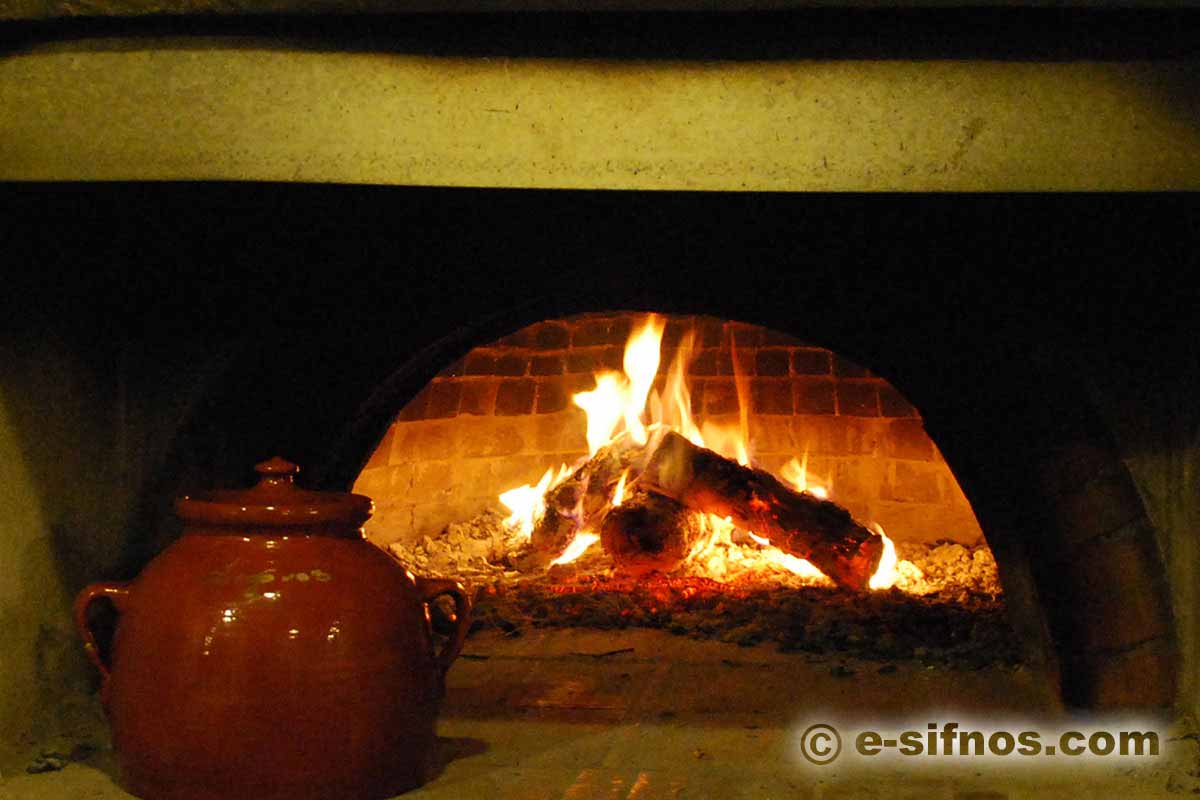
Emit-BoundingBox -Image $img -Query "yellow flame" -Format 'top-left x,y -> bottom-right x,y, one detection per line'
660,329 -> 705,447
746,531 -> 827,579
499,464 -> 571,540
780,454 -> 829,498
612,469 -> 629,507
622,315 -> 666,445
569,315 -> 667,456
573,372 -> 627,457
497,316 -> 928,594
550,532 -> 600,565
867,523 -> 899,590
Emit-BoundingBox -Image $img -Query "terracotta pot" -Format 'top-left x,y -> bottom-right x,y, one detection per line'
74,457 -> 471,800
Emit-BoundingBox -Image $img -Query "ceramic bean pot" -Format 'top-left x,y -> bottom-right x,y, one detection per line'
74,457 -> 471,800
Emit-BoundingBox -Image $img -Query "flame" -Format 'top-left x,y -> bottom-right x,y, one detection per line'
622,315 -> 666,445
660,330 -> 704,446
747,532 -> 827,580
551,532 -> 600,565
612,469 -> 629,507
499,464 -> 571,541
573,372 -> 628,457
780,453 -> 829,498
497,314 -> 923,594
867,523 -> 901,591
570,316 -> 666,456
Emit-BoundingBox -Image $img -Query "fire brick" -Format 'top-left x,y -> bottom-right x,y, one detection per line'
458,420 -> 523,458
424,381 -> 463,419
698,317 -> 724,347
609,315 -> 633,342
704,380 -> 739,415
494,354 -> 529,377
572,319 -> 619,347
395,386 -> 429,421
530,354 -> 565,376
793,378 -> 836,415
878,384 -> 918,417
662,317 -> 695,348
885,461 -> 943,504
728,323 -> 763,347
599,346 -> 624,371
458,382 -> 496,416
750,379 -> 794,415
533,322 -> 570,350
836,380 -> 880,416
886,419 -> 934,460
535,380 -> 570,414
791,349 -> 832,375
833,354 -> 871,378
755,349 -> 790,376
494,379 -> 537,416
464,352 -> 496,376
688,349 -> 719,376
566,351 -> 599,373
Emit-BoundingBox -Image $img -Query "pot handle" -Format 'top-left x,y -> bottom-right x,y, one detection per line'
415,577 -> 473,676
73,581 -> 132,686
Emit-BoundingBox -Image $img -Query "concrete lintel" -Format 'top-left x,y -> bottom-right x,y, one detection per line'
2,40 -> 1199,189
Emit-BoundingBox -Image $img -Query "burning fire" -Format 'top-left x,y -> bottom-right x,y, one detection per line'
498,314 -> 921,590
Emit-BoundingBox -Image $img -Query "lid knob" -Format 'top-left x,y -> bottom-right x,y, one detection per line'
255,456 -> 300,486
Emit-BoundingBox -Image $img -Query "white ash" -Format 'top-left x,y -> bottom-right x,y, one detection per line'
388,510 -> 1003,598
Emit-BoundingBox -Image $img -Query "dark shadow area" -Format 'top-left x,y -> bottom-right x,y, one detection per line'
2,183 -> 1193,710
430,736 -> 489,780
3,9 -> 1200,60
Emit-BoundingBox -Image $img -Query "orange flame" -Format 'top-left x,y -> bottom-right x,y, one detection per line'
498,315 -> 921,593
551,532 -> 600,565
780,454 -> 829,499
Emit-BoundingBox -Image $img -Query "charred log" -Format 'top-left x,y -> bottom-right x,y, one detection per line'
642,431 -> 883,591
599,489 -> 703,576
530,432 -> 650,555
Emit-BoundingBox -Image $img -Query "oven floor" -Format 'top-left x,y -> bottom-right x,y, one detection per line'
4,629 -> 1197,799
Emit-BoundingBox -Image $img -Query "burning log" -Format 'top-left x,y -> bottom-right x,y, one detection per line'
642,431 -> 883,591
530,433 -> 648,556
599,488 -> 703,576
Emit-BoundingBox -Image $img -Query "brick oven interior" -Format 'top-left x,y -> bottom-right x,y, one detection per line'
3,8 -> 1200,800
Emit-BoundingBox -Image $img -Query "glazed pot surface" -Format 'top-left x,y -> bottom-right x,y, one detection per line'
74,458 -> 471,800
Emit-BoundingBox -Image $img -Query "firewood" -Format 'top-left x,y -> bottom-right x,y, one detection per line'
530,432 -> 649,555
599,488 -> 703,576
641,431 -> 883,591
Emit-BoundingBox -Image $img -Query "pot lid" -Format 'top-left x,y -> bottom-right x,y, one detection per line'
175,457 -> 373,530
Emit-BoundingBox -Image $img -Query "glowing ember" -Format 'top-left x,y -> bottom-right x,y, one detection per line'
551,532 -> 601,565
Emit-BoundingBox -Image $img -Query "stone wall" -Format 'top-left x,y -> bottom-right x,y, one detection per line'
354,313 -> 984,548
